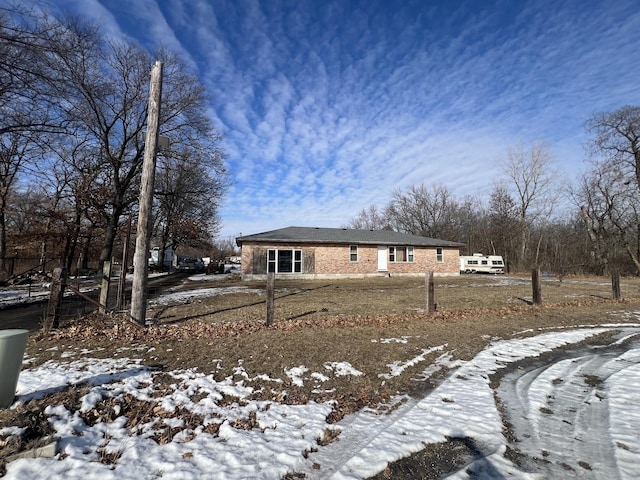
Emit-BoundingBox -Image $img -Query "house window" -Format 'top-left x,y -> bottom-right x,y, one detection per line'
436,247 -> 444,263
267,249 -> 302,273
389,246 -> 414,263
350,245 -> 358,262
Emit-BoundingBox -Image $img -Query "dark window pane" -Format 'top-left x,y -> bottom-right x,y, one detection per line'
278,250 -> 293,272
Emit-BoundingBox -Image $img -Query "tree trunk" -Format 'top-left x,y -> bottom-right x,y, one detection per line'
63,208 -> 82,274
520,218 -> 527,268
580,206 -> 609,274
0,207 -> 6,272
43,267 -> 67,332
79,230 -> 92,271
98,206 -> 124,272
534,233 -> 544,269
623,243 -> 640,274
40,239 -> 47,273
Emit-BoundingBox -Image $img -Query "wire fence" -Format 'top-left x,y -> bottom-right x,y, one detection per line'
1,263 -> 129,331
0,257 -> 64,282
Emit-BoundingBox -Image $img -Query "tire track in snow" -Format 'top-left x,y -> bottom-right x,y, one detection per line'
496,335 -> 640,479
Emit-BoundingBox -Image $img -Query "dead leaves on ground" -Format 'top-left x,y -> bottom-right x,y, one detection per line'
36,296 -> 629,346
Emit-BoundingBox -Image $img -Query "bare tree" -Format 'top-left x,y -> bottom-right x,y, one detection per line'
501,141 -> 558,268
153,147 -> 226,263
577,165 -> 640,274
0,6 -> 92,136
0,132 -> 39,271
211,237 -> 239,261
484,183 -> 520,262
343,204 -> 390,230
386,184 -> 464,240
579,106 -> 640,274
588,106 -> 640,188
45,31 -> 226,271
0,7 -> 95,274
454,195 -> 484,253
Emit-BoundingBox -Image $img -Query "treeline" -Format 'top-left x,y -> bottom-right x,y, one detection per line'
0,5 -> 227,280
345,110 -> 640,276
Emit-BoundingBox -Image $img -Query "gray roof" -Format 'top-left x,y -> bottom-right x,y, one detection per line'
236,226 -> 464,247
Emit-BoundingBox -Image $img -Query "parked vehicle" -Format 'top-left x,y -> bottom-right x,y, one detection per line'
460,254 -> 505,274
149,247 -> 175,272
175,256 -> 205,273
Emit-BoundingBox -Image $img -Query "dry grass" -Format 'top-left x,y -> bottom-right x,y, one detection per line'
146,273 -> 636,324
4,273 -> 640,475
23,274 -> 640,408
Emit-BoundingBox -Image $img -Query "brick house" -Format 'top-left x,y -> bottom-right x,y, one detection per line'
235,226 -> 464,280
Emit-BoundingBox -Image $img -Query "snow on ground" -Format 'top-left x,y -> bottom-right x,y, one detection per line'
149,286 -> 264,307
0,270 -> 238,309
4,321 -> 640,479
0,272 -> 176,309
3,274 -> 640,478
0,282 -> 96,308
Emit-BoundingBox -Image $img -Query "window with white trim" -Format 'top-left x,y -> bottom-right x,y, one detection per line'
389,246 -> 414,263
436,247 -> 444,263
267,249 -> 302,273
349,245 -> 358,262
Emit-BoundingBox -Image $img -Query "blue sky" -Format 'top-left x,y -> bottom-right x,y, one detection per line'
36,0 -> 640,239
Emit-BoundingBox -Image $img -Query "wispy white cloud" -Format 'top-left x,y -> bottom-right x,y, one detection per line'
37,0 -> 640,238
44,0 -> 124,39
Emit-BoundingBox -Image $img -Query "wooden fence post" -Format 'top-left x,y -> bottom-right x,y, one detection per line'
99,260 -> 111,313
266,272 -> 275,326
611,271 -> 621,300
425,270 -> 436,314
116,214 -> 133,311
532,268 -> 542,306
43,267 -> 67,332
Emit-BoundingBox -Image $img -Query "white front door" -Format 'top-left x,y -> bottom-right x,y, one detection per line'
377,246 -> 388,271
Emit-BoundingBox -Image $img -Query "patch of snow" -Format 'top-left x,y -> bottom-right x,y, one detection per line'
284,366 -> 309,387
5,324 -> 640,479
149,287 -> 263,306
379,344 -> 446,379
324,362 -> 363,377
377,335 -> 415,344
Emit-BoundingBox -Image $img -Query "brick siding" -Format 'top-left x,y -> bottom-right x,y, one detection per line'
240,242 -> 460,279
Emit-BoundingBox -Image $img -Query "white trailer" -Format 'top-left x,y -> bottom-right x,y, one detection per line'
149,247 -> 175,271
460,253 -> 505,274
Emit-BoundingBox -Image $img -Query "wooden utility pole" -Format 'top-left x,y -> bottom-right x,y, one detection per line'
130,61 -> 163,326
